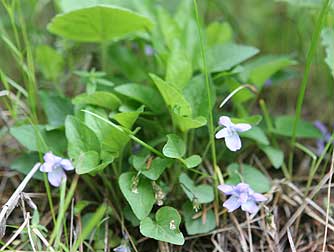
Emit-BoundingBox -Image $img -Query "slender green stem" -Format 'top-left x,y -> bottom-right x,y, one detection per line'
50,175 -> 79,245
193,0 -> 223,185
43,173 -> 56,226
289,0 -> 331,175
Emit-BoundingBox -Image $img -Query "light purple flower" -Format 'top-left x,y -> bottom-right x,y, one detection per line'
215,116 -> 252,151
40,152 -> 74,187
114,244 -> 131,252
314,121 -> 332,155
144,45 -> 154,56
218,183 -> 266,214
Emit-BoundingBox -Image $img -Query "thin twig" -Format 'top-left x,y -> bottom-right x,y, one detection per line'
322,149 -> 334,252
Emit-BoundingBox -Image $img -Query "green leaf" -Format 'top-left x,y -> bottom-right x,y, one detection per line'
58,0 -> 132,12
182,202 -> 216,235
114,83 -> 165,113
47,5 -> 153,42
162,134 -> 186,159
226,163 -> 271,193
184,155 -> 202,168
183,75 -> 211,118
35,45 -> 64,80
140,206 -> 184,245
118,172 -> 155,220
206,21 -> 233,47
231,115 -> 263,126
65,116 -> 101,159
166,45 -> 192,91
260,145 -> 284,169
39,91 -> 73,128
75,151 -> 100,174
240,55 -> 296,89
173,113 -> 207,132
321,28 -> 334,78
110,107 -> 143,129
10,125 -> 67,154
179,173 -> 214,204
150,73 -> 192,116
10,153 -> 43,180
239,126 -> 269,145
131,155 -> 173,180
205,43 -> 259,72
272,115 -> 322,139
84,108 -> 130,155
73,91 -> 120,110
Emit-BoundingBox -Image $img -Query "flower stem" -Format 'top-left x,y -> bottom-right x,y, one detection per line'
193,0 -> 223,185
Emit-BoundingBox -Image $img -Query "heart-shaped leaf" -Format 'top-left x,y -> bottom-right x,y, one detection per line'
140,206 -> 184,245
131,155 -> 173,180
48,5 -> 153,42
163,134 -> 186,159
179,173 -> 214,204
182,202 -> 216,235
184,155 -> 202,168
118,172 -> 155,220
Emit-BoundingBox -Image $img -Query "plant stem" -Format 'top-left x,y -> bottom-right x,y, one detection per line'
289,0 -> 331,175
193,0 -> 223,185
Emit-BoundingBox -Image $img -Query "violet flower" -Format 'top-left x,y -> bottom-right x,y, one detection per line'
218,183 -> 266,214
114,244 -> 131,252
215,116 -> 252,151
40,152 -> 74,187
144,45 -> 154,56
314,121 -> 332,155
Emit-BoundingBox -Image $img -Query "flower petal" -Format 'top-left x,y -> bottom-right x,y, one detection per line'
48,167 -> 66,187
60,159 -> 74,171
241,200 -> 259,214
251,193 -> 267,202
217,184 -> 234,195
218,116 -> 233,127
223,196 -> 241,212
44,152 -> 61,164
225,133 -> 242,151
215,128 -> 229,139
40,162 -> 54,173
234,123 -> 252,132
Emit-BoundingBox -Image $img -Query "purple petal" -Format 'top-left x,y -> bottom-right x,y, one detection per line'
60,159 -> 74,171
235,183 -> 250,192
217,184 -> 234,195
215,128 -> 229,139
234,123 -> 252,132
314,121 -> 328,136
218,116 -> 233,127
48,167 -> 66,187
239,192 -> 249,203
40,162 -> 54,173
223,196 -> 241,212
114,245 -> 131,252
241,200 -> 259,214
225,133 -> 242,151
43,152 -> 61,164
251,192 -> 267,202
